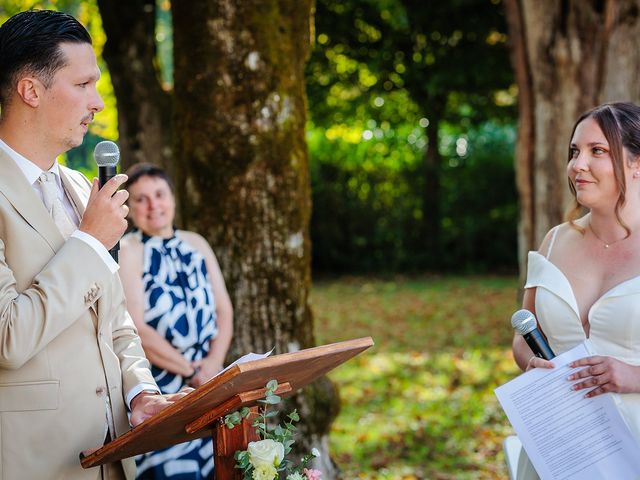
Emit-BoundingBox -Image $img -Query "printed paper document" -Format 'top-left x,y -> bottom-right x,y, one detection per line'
495,341 -> 640,480
216,348 -> 274,378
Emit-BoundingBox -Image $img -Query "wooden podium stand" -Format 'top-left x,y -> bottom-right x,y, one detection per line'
80,337 -> 374,479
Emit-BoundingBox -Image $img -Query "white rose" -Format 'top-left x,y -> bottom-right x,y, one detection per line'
248,439 -> 285,468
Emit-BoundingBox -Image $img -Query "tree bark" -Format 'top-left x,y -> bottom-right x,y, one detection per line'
172,0 -> 339,476
97,0 -> 172,172
421,103 -> 444,268
504,0 -> 640,279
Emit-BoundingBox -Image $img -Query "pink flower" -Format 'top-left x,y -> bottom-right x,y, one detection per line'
303,468 -> 322,480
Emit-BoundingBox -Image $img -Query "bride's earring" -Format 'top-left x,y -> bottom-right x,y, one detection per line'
634,171 -> 640,178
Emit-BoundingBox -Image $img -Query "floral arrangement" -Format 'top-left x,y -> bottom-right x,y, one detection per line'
224,380 -> 323,480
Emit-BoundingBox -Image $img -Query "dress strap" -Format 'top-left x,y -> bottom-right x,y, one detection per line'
546,226 -> 560,259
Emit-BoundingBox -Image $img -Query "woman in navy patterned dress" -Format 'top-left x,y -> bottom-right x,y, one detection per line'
119,164 -> 233,480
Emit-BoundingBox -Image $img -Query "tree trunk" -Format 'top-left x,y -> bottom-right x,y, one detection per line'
504,0 -> 640,279
97,0 -> 172,172
421,105 -> 444,269
172,1 -> 339,476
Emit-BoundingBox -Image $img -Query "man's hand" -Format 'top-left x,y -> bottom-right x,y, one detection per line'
79,174 -> 129,250
129,388 -> 193,427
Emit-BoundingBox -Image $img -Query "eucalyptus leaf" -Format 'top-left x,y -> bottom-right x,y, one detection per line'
266,379 -> 278,391
264,395 -> 281,404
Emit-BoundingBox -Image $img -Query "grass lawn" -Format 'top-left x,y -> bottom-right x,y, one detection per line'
311,275 -> 521,479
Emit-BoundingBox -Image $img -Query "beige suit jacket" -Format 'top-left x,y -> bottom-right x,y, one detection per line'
0,150 -> 156,480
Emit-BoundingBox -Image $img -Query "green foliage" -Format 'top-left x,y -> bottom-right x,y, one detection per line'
306,0 -> 518,273
438,121 -> 518,271
155,0 -> 173,89
310,120 -> 517,273
224,406 -> 251,430
307,0 -> 515,125
226,381 -> 319,480
253,382 -> 298,463
312,275 -> 520,478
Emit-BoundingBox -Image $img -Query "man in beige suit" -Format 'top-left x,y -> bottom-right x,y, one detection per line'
0,10 -> 185,479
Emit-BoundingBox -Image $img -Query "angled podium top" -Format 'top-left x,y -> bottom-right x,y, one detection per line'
81,336 -> 374,468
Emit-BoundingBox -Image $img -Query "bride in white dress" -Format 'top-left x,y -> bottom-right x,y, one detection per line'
512,102 -> 640,479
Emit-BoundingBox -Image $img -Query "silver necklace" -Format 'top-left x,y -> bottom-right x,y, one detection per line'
588,223 -> 627,249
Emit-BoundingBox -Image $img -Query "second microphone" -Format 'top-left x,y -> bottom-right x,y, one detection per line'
511,309 -> 555,360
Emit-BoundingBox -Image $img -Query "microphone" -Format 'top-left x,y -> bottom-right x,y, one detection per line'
511,309 -> 555,360
94,141 -> 121,262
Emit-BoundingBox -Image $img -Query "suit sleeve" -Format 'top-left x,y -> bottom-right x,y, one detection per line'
0,236 -> 113,369
108,272 -> 157,396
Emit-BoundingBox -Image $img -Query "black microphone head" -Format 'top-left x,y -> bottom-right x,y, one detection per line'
511,309 -> 537,335
94,141 -> 120,167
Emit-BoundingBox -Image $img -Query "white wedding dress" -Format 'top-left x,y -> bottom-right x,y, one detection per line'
516,236 -> 640,479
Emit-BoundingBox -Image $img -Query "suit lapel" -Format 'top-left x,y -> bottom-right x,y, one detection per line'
59,167 -> 88,219
0,149 -> 64,252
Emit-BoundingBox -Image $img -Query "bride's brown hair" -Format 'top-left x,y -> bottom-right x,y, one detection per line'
566,102 -> 640,236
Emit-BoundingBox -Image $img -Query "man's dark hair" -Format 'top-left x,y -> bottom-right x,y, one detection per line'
124,163 -> 175,193
0,10 -> 91,107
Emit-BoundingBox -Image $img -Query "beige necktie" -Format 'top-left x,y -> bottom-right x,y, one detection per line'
38,172 -> 76,239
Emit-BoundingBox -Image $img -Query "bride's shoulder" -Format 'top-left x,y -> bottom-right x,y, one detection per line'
537,221 -> 583,257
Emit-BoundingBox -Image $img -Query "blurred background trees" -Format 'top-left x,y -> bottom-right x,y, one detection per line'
0,2 -> 518,474
7,0 -> 637,477
97,0 -> 173,172
308,0 -> 516,273
0,0 -> 520,276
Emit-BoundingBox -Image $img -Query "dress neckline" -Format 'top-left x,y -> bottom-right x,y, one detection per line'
139,229 -> 178,244
531,251 -> 640,337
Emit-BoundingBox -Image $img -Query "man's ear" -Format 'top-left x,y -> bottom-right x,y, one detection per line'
15,77 -> 42,108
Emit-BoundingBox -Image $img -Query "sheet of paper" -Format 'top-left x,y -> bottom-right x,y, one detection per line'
495,341 -> 640,480
216,348 -> 274,377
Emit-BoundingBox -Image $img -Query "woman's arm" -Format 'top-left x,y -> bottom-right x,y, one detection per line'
182,232 -> 233,386
512,228 -> 558,372
119,238 -> 194,378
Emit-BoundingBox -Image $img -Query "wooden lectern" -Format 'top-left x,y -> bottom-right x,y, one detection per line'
80,337 -> 374,479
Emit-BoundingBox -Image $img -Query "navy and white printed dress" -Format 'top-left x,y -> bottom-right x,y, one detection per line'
133,230 -> 218,480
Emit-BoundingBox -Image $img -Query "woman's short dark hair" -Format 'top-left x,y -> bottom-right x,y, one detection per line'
124,163 -> 174,192
566,102 -> 640,234
0,10 -> 92,107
